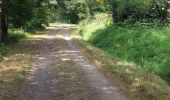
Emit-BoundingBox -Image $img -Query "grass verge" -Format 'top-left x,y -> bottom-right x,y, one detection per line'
78,13 -> 170,83
73,38 -> 170,100
0,29 -> 44,100
0,42 -> 36,100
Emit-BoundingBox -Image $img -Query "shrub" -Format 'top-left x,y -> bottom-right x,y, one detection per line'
9,30 -> 28,43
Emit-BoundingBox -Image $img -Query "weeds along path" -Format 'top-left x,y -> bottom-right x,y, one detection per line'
20,24 -> 129,100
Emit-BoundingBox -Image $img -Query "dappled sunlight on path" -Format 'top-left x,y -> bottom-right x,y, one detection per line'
20,24 -> 129,100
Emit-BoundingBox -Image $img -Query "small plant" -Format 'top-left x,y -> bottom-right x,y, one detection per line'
9,31 -> 28,43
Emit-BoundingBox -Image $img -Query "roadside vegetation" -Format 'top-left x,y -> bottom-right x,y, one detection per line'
0,0 -> 52,99
0,32 -> 35,99
0,31 -> 27,59
78,14 -> 170,83
0,44 -> 35,99
0,28 -> 48,99
76,13 -> 170,99
76,0 -> 170,99
74,38 -> 170,100
0,30 -> 44,60
0,29 -> 44,99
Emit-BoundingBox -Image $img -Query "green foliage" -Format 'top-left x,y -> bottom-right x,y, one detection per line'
0,43 -> 7,59
55,0 -> 88,23
0,30 -> 29,59
26,7 -> 48,31
7,0 -> 53,31
9,30 -> 28,43
115,0 -> 150,21
79,15 -> 170,83
108,0 -> 170,24
24,0 -> 52,31
8,0 -> 34,28
78,13 -> 108,40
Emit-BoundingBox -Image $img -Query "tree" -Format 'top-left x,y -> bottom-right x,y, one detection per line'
1,0 -> 8,43
8,0 -> 34,28
8,0 -> 53,30
26,0 -> 50,30
85,0 -> 95,17
108,0 -> 118,23
55,0 -> 88,23
107,0 -> 170,24
151,0 -> 170,22
0,1 -> 2,41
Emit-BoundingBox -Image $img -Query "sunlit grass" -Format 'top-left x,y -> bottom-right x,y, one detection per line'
74,38 -> 170,100
78,14 -> 170,83
77,13 -> 108,40
0,29 -> 42,99
0,29 -> 47,59
0,44 -> 35,100
77,13 -> 170,99
89,26 -> 170,83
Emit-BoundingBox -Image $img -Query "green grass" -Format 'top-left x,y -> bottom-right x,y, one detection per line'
78,13 -> 170,83
0,29 -> 40,100
74,39 -> 170,100
0,30 -> 31,60
77,13 -> 109,40
0,28 -> 45,60
9,30 -> 29,43
75,38 -> 170,100
0,43 -> 7,59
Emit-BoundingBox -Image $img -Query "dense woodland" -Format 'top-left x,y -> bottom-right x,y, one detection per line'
0,0 -> 170,41
0,0 -> 170,95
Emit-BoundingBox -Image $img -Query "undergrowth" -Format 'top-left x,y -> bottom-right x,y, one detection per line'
75,38 -> 170,100
78,13 -> 170,83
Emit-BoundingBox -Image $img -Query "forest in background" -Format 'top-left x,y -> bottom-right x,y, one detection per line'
0,0 -> 170,87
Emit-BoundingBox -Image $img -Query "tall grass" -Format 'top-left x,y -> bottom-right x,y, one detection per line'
78,13 -> 170,83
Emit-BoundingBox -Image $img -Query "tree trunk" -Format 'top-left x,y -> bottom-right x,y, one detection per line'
85,0 -> 94,18
0,16 -> 2,42
0,1 -> 2,41
108,0 -> 118,23
1,0 -> 8,43
112,4 -> 117,23
112,2 -> 117,23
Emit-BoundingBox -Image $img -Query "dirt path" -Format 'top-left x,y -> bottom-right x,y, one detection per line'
20,24 -> 129,100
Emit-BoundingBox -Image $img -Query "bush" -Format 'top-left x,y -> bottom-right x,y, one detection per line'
9,30 -> 28,43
